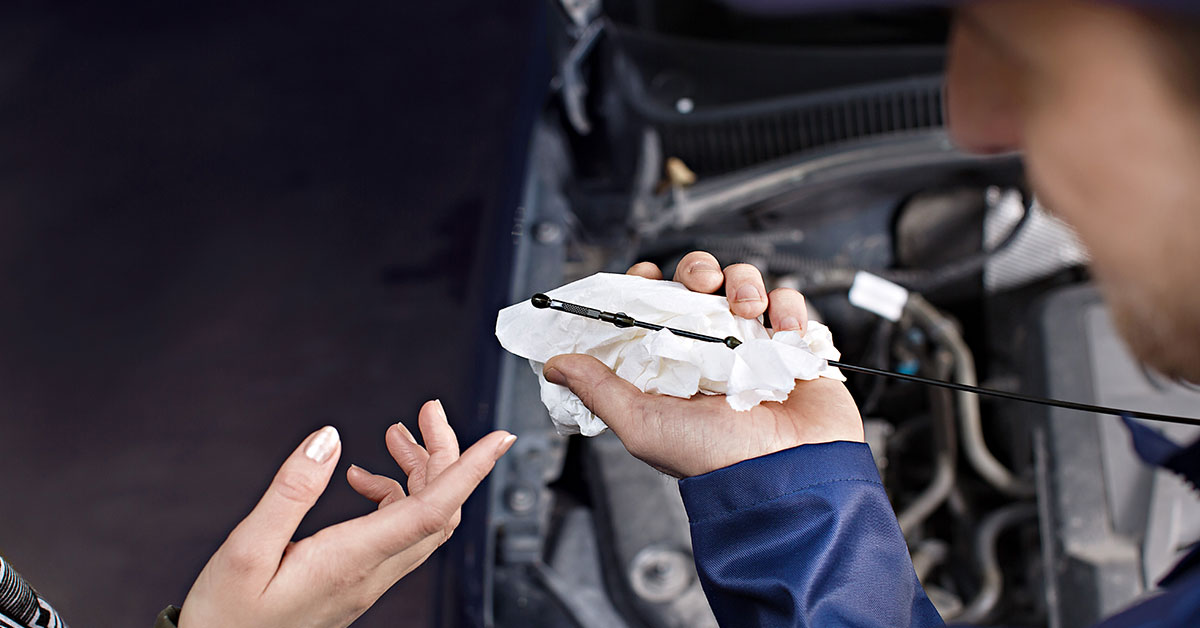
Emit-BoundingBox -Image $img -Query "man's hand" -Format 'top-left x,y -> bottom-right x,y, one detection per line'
544,251 -> 862,478
178,400 -> 515,628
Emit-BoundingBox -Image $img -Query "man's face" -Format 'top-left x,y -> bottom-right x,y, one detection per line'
947,0 -> 1200,381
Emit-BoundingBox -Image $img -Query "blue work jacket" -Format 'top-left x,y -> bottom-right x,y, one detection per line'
679,419 -> 1200,627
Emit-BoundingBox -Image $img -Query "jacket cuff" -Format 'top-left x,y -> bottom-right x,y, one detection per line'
678,440 -> 882,522
154,605 -> 180,628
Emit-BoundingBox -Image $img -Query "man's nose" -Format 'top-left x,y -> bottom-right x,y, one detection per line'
944,22 -> 1024,155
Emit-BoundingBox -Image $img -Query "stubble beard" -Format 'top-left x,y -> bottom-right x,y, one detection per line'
1105,280 -> 1200,385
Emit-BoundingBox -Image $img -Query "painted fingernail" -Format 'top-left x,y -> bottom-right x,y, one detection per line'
305,426 -> 340,463
395,421 -> 417,443
544,366 -> 567,386
432,399 -> 447,422
494,433 -> 517,459
778,316 -> 802,331
735,284 -> 761,303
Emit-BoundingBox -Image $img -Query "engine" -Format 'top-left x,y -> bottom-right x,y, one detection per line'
475,3 -> 1200,627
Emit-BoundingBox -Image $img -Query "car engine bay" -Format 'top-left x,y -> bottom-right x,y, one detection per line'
476,3 -> 1200,627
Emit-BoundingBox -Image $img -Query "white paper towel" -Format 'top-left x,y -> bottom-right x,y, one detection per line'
495,273 -> 845,436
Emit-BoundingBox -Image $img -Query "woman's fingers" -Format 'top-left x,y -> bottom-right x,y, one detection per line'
386,422 -> 430,492
360,430 -> 515,560
626,261 -> 663,280
672,251 -> 724,294
347,464 -> 406,509
416,400 -> 466,534
419,400 -> 460,483
767,288 -> 808,334
723,263 -> 768,319
222,426 -> 341,580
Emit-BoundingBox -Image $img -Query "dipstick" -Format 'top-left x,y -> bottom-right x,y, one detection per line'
531,293 -> 743,349
530,293 -> 1200,428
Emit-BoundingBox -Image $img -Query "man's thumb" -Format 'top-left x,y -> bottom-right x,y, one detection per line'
543,354 -> 643,430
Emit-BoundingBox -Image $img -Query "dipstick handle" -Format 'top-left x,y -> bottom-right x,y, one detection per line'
531,293 -> 739,347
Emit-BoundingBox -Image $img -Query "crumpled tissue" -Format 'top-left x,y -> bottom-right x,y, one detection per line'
495,273 -> 845,436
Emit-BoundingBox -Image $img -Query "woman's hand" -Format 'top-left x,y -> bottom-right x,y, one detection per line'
178,400 -> 515,628
544,252 -> 862,478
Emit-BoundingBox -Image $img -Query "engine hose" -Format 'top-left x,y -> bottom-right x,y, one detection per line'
910,539 -> 950,584
709,251 -> 1033,497
701,193 -> 1033,294
905,294 -> 1034,498
700,245 -> 970,295
897,351 -> 958,536
949,503 -> 1039,624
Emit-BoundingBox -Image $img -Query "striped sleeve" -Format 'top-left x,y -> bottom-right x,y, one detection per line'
0,556 -> 68,628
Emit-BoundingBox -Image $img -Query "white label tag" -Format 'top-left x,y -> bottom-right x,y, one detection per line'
848,271 -> 909,322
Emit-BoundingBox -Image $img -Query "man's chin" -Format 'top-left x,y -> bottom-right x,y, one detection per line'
1109,294 -> 1200,385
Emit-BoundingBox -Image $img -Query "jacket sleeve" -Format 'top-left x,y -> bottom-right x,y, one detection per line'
679,441 -> 944,628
